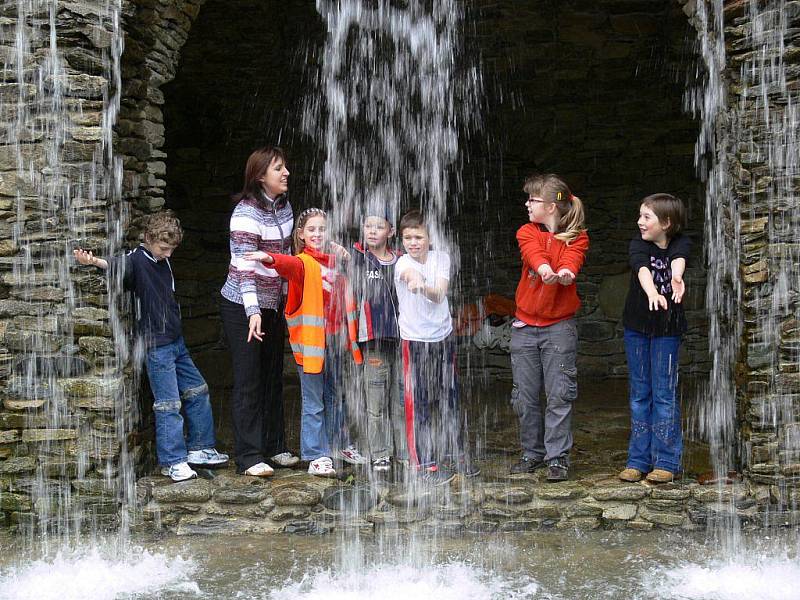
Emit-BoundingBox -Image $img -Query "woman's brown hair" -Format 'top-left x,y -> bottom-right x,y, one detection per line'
233,146 -> 287,203
523,173 -> 586,244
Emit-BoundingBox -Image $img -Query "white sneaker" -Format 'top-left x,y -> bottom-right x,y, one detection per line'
340,445 -> 368,465
308,457 -> 336,477
244,462 -> 274,477
160,462 -> 197,482
372,456 -> 391,472
270,451 -> 300,467
187,448 -> 229,467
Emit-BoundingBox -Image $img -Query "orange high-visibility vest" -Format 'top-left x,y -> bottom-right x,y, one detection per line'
285,253 -> 362,374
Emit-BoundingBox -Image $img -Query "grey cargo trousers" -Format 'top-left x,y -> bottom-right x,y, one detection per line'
510,318 -> 578,464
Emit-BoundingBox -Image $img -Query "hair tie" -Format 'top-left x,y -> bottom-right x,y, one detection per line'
299,207 -> 325,219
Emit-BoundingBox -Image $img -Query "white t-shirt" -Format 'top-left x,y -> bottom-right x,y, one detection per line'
394,251 -> 453,342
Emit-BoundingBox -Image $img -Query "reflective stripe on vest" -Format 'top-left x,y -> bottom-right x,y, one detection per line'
285,253 -> 326,374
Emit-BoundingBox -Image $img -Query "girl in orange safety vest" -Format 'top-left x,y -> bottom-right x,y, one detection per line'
245,208 -> 364,478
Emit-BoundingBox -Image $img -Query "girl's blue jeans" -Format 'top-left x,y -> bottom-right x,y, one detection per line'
297,346 -> 349,461
145,337 -> 216,467
623,328 -> 682,474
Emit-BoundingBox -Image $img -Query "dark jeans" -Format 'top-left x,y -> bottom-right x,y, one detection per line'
401,337 -> 460,469
623,328 -> 682,473
220,297 -> 288,472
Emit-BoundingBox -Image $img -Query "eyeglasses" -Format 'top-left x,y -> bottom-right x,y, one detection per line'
526,196 -> 550,204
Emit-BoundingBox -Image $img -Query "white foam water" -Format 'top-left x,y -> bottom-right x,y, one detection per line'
0,546 -> 199,600
654,558 -> 800,600
269,562 -> 538,600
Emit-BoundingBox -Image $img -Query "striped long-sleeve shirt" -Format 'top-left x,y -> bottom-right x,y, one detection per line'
220,193 -> 293,316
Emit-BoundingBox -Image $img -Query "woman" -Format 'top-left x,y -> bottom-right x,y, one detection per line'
219,146 -> 299,476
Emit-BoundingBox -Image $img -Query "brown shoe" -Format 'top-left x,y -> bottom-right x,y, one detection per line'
618,468 -> 643,482
645,469 -> 674,483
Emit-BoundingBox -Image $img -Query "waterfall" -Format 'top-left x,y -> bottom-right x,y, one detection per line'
301,0 -> 484,567
0,0 -> 133,551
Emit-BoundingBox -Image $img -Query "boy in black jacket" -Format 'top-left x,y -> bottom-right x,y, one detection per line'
352,213 -> 406,472
74,212 -> 228,482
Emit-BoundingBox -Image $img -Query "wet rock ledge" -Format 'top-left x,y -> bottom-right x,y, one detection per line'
133,465 -> 799,536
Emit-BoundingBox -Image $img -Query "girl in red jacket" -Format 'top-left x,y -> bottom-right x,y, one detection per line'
509,174 -> 589,482
244,208 -> 364,478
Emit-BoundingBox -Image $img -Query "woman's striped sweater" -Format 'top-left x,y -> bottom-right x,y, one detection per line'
220,193 -> 293,316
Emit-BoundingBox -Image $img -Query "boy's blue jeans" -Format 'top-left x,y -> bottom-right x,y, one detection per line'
623,328 -> 682,474
297,346 -> 349,461
145,337 -> 215,467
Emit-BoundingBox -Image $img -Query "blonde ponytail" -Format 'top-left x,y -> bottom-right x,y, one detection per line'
523,173 -> 586,244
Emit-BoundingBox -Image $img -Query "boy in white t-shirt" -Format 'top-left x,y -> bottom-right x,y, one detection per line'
395,210 -> 472,485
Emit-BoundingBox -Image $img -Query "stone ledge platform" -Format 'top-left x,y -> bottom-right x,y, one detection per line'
133,464 -> 800,536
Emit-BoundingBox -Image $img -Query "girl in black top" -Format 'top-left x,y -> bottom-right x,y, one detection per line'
618,194 -> 691,484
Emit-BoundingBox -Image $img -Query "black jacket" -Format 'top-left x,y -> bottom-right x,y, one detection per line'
109,245 -> 182,347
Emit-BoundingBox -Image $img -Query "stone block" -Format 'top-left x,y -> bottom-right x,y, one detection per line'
535,481 -> 586,500
639,506 -> 685,527
500,519 -> 540,532
273,484 -> 322,506
650,485 -> 691,500
520,499 -> 561,519
270,506 -> 311,521
213,486 -> 270,505
601,502 -> 638,520
78,336 -> 115,356
21,429 -> 79,443
495,487 -> 532,505
597,272 -> 630,320
0,431 -> 19,444
0,456 -> 36,474
0,492 -> 31,512
556,517 -> 600,530
590,484 -> 649,501
152,480 -> 212,503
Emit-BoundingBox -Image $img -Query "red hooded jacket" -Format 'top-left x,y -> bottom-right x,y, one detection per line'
514,223 -> 590,327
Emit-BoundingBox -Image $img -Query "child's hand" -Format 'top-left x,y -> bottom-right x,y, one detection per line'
247,314 -> 264,342
74,248 -> 97,266
647,293 -> 668,311
74,248 -> 107,269
556,268 -> 575,286
401,269 -> 425,293
243,251 -> 273,264
671,276 -> 685,303
329,242 -> 351,263
537,264 -> 558,285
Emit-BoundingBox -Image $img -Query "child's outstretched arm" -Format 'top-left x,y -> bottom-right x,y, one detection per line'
517,226 -> 558,284
554,231 -> 589,285
399,269 -> 448,303
670,257 -> 686,303
74,248 -> 108,270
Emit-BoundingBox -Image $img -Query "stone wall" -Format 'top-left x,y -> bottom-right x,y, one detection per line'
715,1 -> 800,500
134,464 -> 787,535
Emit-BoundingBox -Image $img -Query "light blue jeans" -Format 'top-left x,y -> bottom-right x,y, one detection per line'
297,347 -> 349,460
145,337 -> 215,466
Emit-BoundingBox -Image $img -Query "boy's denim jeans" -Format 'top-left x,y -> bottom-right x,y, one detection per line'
623,328 -> 682,473
298,346 -> 349,461
145,337 -> 215,467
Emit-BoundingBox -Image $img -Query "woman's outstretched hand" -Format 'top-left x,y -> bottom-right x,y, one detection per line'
243,251 -> 274,264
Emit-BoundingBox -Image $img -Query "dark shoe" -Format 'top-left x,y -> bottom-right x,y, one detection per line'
546,459 -> 568,482
510,456 -> 545,474
441,458 -> 481,478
